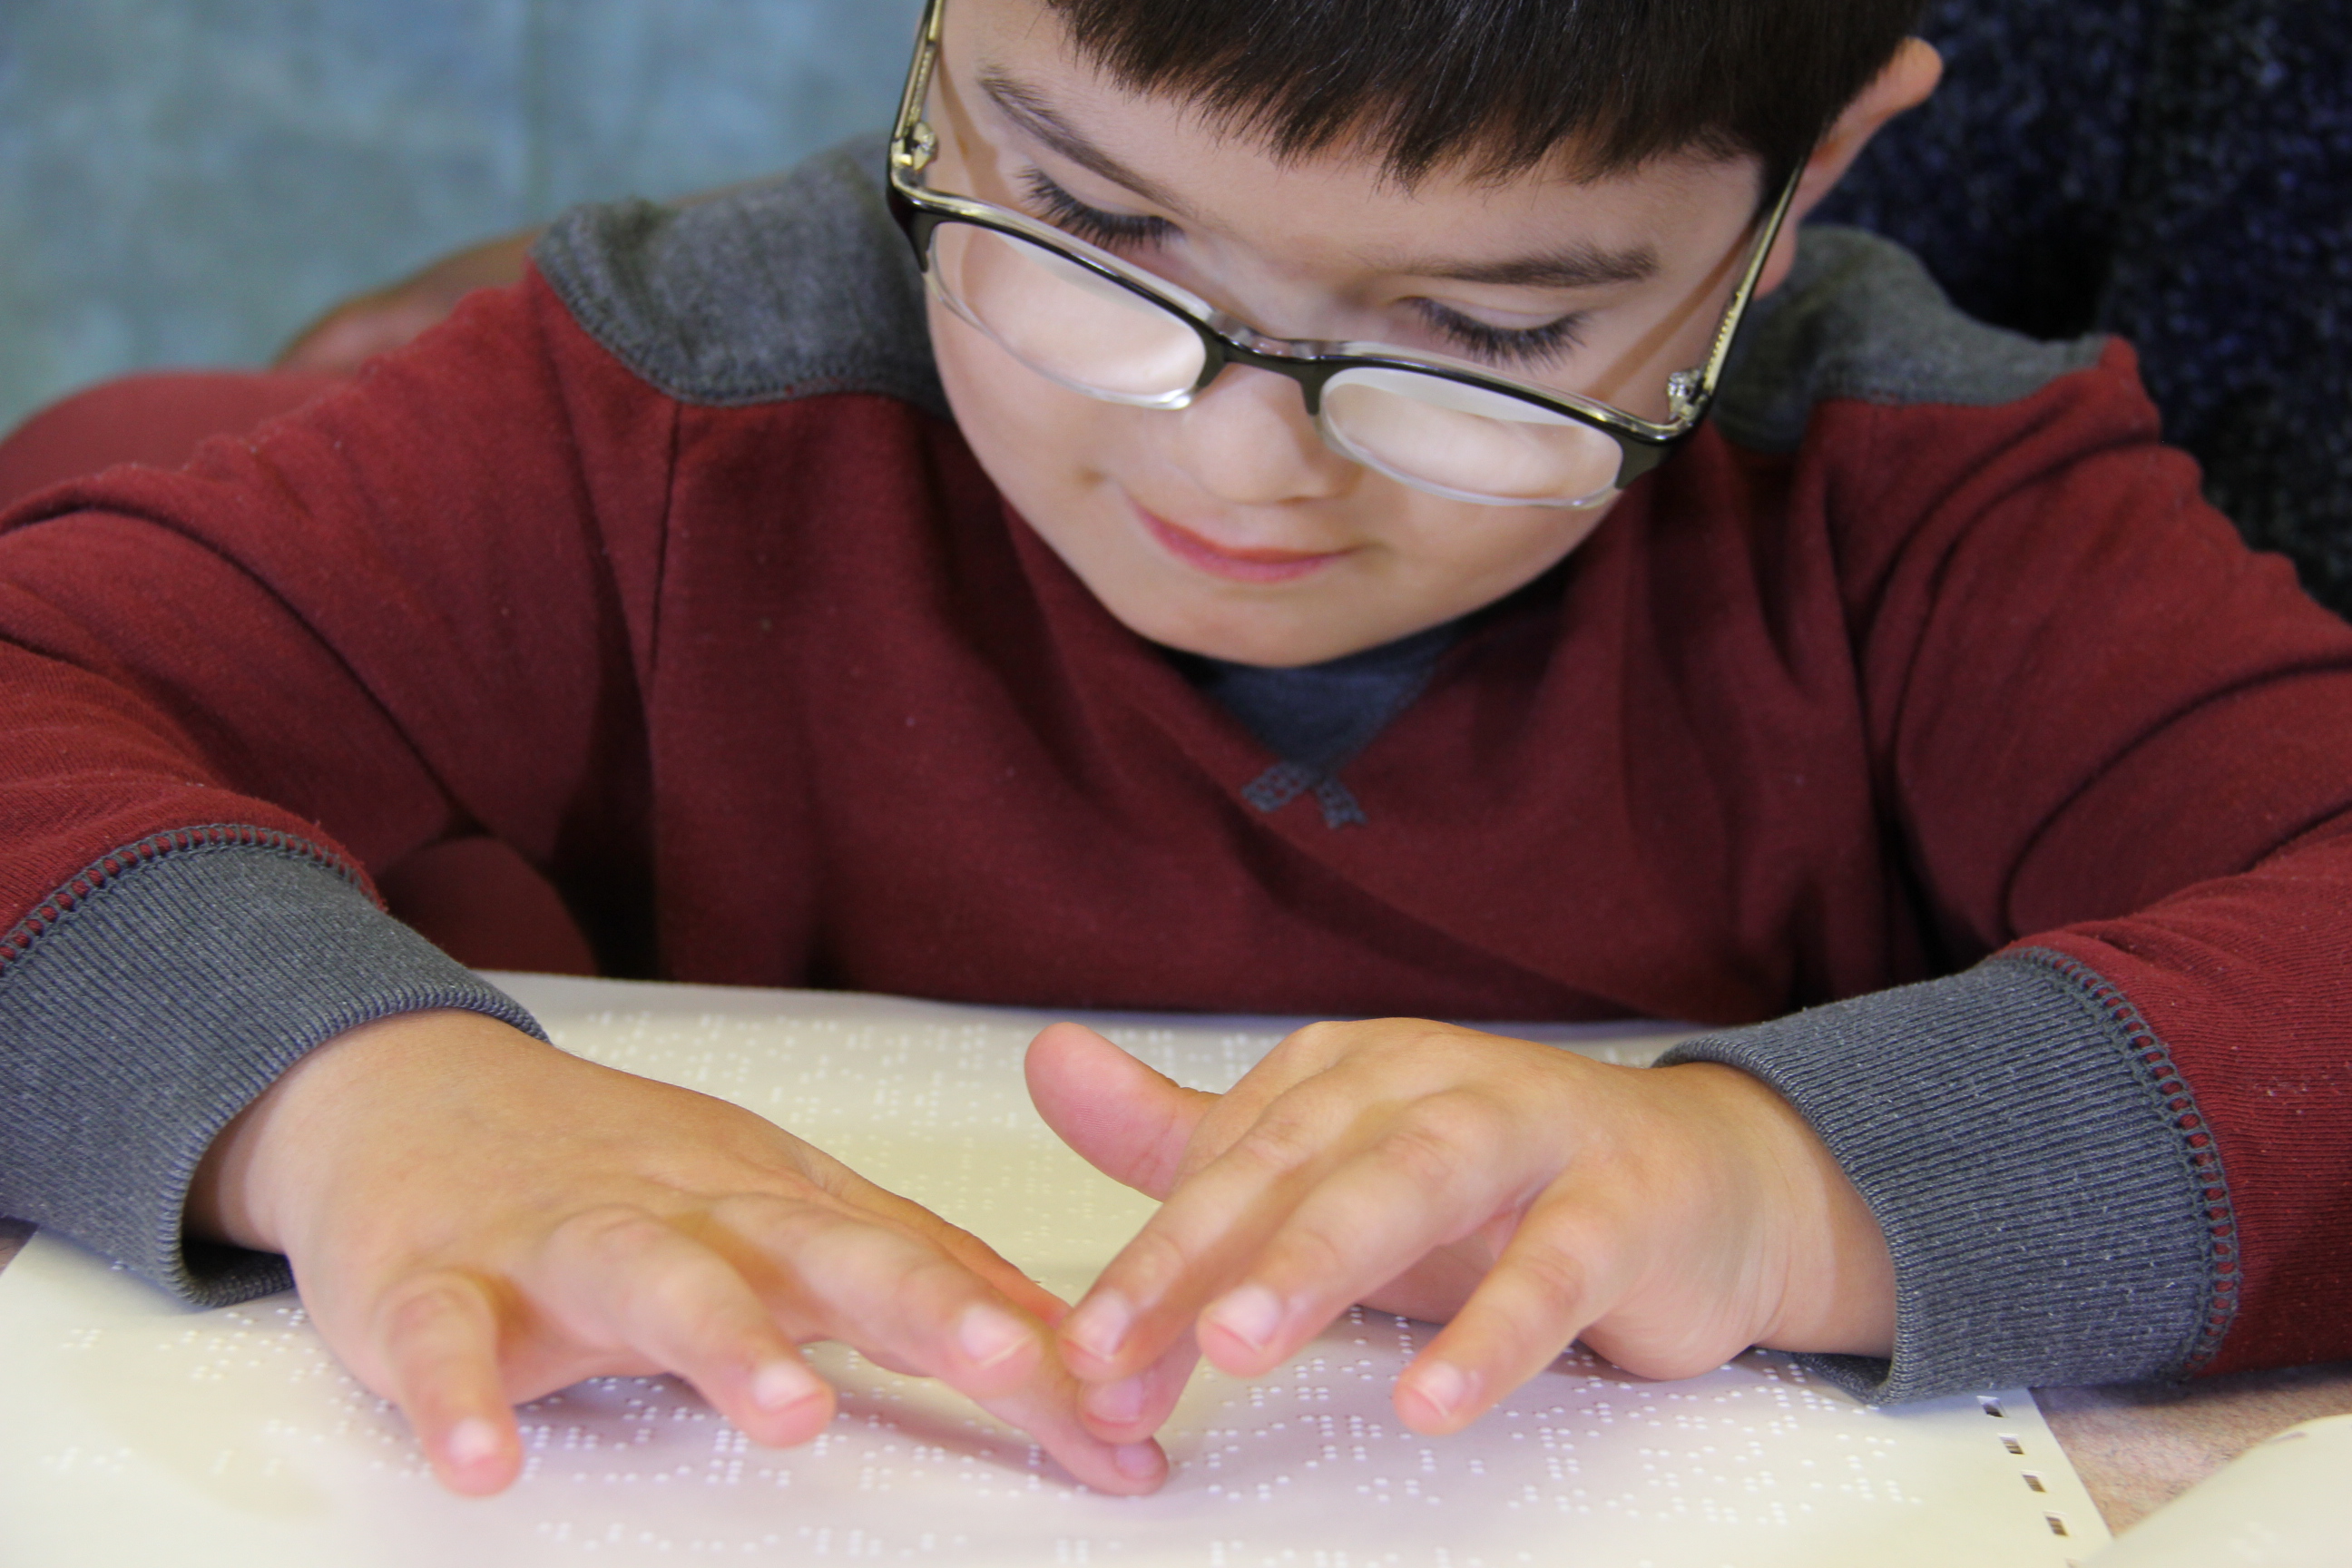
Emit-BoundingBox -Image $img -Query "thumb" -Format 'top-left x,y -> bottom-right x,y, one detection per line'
1025,1023 -> 1217,1200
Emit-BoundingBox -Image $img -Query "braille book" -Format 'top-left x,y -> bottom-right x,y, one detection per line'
0,975 -> 2110,1566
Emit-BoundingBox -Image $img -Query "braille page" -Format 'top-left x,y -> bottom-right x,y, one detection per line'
0,975 -> 2110,1568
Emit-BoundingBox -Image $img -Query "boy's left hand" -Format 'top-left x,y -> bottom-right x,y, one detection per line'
1024,1019 -> 1896,1445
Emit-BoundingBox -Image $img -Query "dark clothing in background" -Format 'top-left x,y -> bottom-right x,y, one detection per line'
1820,0 -> 2352,612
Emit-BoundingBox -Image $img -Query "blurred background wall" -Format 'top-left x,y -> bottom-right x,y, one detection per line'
0,0 -> 924,432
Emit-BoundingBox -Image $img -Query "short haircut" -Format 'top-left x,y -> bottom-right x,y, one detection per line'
1042,0 -> 1927,191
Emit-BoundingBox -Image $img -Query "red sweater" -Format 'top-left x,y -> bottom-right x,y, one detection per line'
1,147 -> 2346,1396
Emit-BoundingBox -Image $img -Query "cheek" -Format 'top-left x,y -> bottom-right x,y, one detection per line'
1387,498 -> 1615,610
928,300 -> 1126,513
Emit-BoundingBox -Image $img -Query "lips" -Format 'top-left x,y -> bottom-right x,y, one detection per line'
1133,502 -> 1350,583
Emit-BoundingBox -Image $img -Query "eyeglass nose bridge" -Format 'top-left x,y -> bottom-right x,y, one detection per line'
1175,323 -> 1674,493
1170,323 -> 1352,419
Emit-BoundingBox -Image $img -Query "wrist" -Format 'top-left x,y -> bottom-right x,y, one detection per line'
1672,1062 -> 1896,1358
187,1009 -> 552,1255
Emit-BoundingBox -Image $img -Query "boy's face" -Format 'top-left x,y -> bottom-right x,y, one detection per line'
926,1 -> 1841,667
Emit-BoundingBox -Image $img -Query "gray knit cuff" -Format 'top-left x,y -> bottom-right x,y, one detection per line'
0,829 -> 548,1307
1659,951 -> 2234,1401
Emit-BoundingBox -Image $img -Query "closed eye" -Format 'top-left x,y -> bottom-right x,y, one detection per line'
1411,300 -> 1588,370
1020,168 -> 1178,251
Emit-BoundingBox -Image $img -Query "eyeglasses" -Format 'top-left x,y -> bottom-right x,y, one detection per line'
884,0 -> 1802,509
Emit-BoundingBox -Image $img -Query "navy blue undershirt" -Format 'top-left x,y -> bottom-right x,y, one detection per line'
1167,621 -> 1460,827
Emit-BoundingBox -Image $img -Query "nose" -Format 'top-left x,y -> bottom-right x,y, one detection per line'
1170,364 -> 1359,507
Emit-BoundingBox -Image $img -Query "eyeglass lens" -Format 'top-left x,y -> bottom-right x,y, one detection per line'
929,222 -> 1628,506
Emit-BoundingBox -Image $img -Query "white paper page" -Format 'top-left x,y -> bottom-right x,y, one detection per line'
2085,1413 -> 2352,1567
0,975 -> 2111,1567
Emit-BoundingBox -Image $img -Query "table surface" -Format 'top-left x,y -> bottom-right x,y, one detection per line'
5,1181 -> 2347,1537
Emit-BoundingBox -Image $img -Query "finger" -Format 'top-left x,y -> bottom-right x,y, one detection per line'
713,1196 -> 1055,1395
716,1197 -> 1168,1494
533,1205 -> 836,1448
1193,1089 -> 1532,1377
1057,1021 -> 1461,1381
1025,1024 -> 1217,1199
789,1148 -> 1075,1326
373,1271 -> 524,1495
1058,1078 -> 1357,1380
968,1364 -> 1171,1494
1078,1330 -> 1201,1445
1394,1201 -> 1629,1436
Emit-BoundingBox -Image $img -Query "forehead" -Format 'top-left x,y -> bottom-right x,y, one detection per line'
946,0 -> 1763,275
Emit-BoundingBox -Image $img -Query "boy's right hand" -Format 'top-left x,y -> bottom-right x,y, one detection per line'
188,1009 -> 1168,1498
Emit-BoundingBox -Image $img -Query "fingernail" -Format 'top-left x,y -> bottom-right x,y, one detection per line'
446,1416 -> 501,1467
1411,1360 -> 1473,1421
1085,1374 -> 1148,1426
956,1305 -> 1034,1369
1113,1441 -> 1162,1481
1062,1290 -> 1134,1365
1203,1283 -> 1284,1353
751,1359 -> 815,1412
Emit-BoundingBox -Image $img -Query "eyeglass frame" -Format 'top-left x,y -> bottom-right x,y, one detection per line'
882,0 -> 1805,504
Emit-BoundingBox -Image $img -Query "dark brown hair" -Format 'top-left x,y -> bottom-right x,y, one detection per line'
1042,0 -> 1927,191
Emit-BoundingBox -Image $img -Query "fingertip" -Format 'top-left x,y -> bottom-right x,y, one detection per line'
1072,1437 -> 1167,1494
1024,1022 -> 1109,1083
1079,1372 -> 1151,1439
446,1415 -> 504,1467
750,1357 -> 822,1414
1197,1283 -> 1289,1376
1057,1289 -> 1136,1377
1079,1337 -> 1199,1444
743,1359 -> 835,1446
434,1415 -> 521,1495
1395,1359 -> 1482,1436
1112,1440 -> 1168,1489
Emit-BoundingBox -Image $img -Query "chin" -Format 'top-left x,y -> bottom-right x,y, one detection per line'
1137,601 -> 1395,669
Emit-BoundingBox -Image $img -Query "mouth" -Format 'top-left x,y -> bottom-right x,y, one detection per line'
1133,501 -> 1351,583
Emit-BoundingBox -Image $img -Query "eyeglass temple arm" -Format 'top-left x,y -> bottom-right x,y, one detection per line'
893,0 -> 948,176
1669,161 -> 1808,424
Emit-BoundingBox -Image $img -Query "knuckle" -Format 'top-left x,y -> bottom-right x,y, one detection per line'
1230,1102 -> 1332,1175
1266,1220 -> 1354,1287
1282,1021 -> 1351,1063
879,1241 -> 982,1308
1116,1220 -> 1205,1298
1276,1017 -> 1478,1086
717,1191 -> 848,1257
545,1203 -> 671,1268
1501,1235 -> 1593,1316
1380,1094 -> 1503,1185
1374,1124 -> 1470,1194
373,1269 -> 489,1351
708,1190 -> 821,1240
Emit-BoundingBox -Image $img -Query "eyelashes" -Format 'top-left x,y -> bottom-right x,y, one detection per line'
1410,302 -> 1589,370
1017,166 -> 1589,371
1020,168 -> 1177,250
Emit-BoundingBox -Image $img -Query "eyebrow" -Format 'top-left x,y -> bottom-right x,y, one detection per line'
978,69 -> 1199,220
1399,245 -> 1661,291
977,69 -> 1658,295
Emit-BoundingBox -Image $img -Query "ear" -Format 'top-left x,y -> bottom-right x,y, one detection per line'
1755,38 -> 1943,296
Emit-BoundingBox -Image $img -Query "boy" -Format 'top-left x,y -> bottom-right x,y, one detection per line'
4,0 -> 2349,1502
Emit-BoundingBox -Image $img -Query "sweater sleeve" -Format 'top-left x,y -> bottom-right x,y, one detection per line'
1659,949 -> 2228,1400
1672,341 -> 2352,1397
0,272 -> 672,1303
